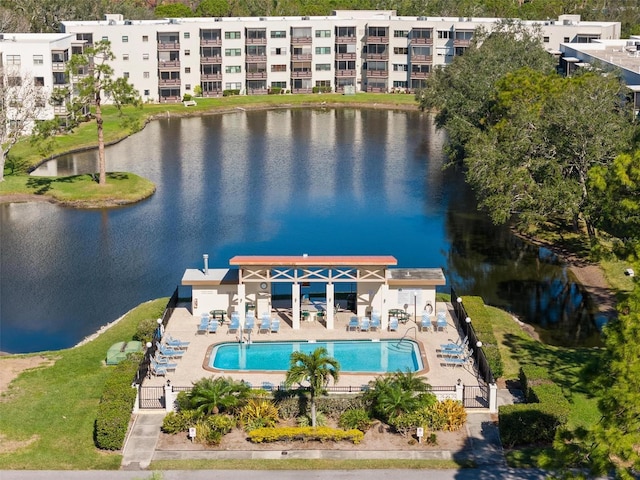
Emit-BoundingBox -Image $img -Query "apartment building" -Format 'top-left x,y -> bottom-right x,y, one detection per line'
60,10 -> 621,102
0,33 -> 83,133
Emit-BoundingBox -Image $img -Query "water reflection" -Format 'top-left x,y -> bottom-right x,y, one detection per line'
1,109 -> 599,353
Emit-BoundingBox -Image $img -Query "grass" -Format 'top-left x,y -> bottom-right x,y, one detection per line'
150,459 -> 471,470
0,298 -> 168,469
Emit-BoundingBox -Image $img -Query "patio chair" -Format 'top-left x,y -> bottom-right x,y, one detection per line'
157,344 -> 185,358
360,317 -> 371,332
443,349 -> 474,367
196,317 -> 209,335
149,362 -> 167,377
259,314 -> 271,334
152,356 -> 177,371
261,381 -> 274,391
348,316 -> 360,331
388,316 -> 399,332
270,318 -> 280,333
207,319 -> 218,334
440,335 -> 468,352
165,335 -> 190,349
420,312 -> 432,332
228,313 -> 241,334
244,312 -> 256,333
435,311 -> 448,331
370,314 -> 381,331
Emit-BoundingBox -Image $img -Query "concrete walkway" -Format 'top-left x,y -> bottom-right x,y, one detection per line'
121,387 -> 522,469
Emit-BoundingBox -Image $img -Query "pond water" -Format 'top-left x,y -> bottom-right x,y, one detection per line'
0,108 -> 602,353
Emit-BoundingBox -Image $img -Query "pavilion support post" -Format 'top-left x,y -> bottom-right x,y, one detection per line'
292,283 -> 301,330
237,283 -> 246,325
326,283 -> 335,329
381,284 -> 389,330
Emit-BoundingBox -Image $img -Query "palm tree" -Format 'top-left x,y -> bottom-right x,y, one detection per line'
188,376 -> 250,415
365,370 -> 435,423
285,347 -> 340,427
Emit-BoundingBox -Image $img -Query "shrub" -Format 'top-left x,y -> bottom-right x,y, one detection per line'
223,89 -> 240,96
248,426 -> 364,444
268,87 -> 282,95
430,399 -> 467,431
94,354 -> 141,450
312,86 -> 331,93
499,403 -> 567,447
162,409 -> 202,434
338,408 -> 372,432
297,411 -> 327,427
460,296 -> 504,379
239,399 -> 279,431
182,93 -> 192,101
192,414 -> 235,446
132,317 -> 157,344
206,413 -> 236,435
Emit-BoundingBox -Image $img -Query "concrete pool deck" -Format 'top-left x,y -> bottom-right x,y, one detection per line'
143,302 -> 480,390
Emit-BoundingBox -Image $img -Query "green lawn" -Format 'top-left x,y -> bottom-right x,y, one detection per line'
0,299 -> 167,469
150,459 -> 470,470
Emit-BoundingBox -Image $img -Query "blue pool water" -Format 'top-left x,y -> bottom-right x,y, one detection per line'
209,339 -> 423,373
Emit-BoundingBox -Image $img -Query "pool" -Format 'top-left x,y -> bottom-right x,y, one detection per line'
207,339 -> 424,373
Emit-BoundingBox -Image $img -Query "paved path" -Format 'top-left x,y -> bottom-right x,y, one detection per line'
121,412 -> 165,470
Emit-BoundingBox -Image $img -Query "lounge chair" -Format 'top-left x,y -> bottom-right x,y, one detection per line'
435,311 -> 448,331
207,320 -> 218,334
259,314 -> 271,334
152,356 -> 177,371
196,317 -> 209,335
228,314 -> 241,334
348,316 -> 360,331
420,312 -> 432,332
244,312 -> 256,333
165,335 -> 190,349
360,317 -> 370,332
149,362 -> 167,377
370,312 -> 381,331
388,316 -> 399,332
443,349 -> 474,367
157,344 -> 186,358
270,318 -> 280,333
440,335 -> 468,352
261,381 -> 274,391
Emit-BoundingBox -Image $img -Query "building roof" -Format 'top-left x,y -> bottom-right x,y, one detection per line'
387,268 -> 446,286
182,268 -> 239,286
229,255 -> 398,267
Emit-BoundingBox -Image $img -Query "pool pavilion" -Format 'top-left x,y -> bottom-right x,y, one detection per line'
182,254 -> 447,329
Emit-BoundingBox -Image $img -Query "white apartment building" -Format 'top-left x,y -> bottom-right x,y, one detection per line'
61,10 -> 621,102
0,33 -> 83,133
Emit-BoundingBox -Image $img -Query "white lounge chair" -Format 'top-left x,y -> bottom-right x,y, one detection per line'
388,316 -> 399,332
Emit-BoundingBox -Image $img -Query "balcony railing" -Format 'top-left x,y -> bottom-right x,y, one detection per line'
292,88 -> 312,93
159,78 -> 181,86
291,36 -> 312,44
203,91 -> 222,97
336,53 -> 356,60
410,71 -> 430,79
291,53 -> 312,61
366,86 -> 387,92
245,37 -> 267,45
365,36 -> 389,44
411,37 -> 433,45
247,88 -> 268,95
246,71 -> 267,79
335,69 -> 356,77
158,60 -> 180,69
158,42 -> 180,50
366,70 -> 388,77
53,105 -> 68,115
200,73 -> 222,81
200,38 -> 222,46
453,39 -> 472,47
365,53 -> 389,60
52,62 -> 66,71
291,70 -> 312,78
245,55 -> 267,62
200,56 -> 222,64
410,54 -> 433,63
335,36 -> 357,44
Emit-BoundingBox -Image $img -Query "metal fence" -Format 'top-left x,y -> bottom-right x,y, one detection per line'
139,386 -> 165,409
463,384 -> 489,408
451,287 -> 495,385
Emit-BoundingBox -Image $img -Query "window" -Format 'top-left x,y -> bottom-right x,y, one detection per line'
184,32 -> 190,39
123,72 -> 130,78
271,64 -> 286,72
543,36 -> 550,43
393,47 -> 408,55
225,82 -> 242,89
316,80 -> 331,87
123,54 -> 129,61
185,49 -> 190,56
225,31 -> 241,39
143,72 -> 150,78
122,35 -> 128,42
271,30 -> 286,38
102,36 -> 108,41
315,63 -> 331,71
185,84 -> 191,89
270,47 -> 286,55
394,30 -> 408,38
144,89 -> 150,95
6,55 -> 20,65
454,31 -> 473,40
182,67 -> 189,74
143,35 -> 149,42
393,80 -> 407,88
564,37 -> 570,43
225,65 -> 241,73
315,46 -> 331,55
315,30 -> 331,38
225,48 -> 241,56
34,77 -> 45,87
367,26 -> 387,37
52,72 -> 66,85
143,53 -> 149,60
393,63 -> 407,71
437,30 -> 451,39
7,76 -> 22,86
33,55 -> 43,65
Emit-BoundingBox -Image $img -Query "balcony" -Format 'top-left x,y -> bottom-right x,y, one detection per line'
410,71 -> 430,79
200,38 -> 222,46
291,36 -> 312,45
336,53 -> 356,60
291,53 -> 312,61
203,91 -> 222,97
158,42 -> 180,50
335,69 -> 356,77
159,78 -> 181,86
52,62 -> 66,71
246,71 -> 267,79
365,36 -> 389,44
291,70 -> 312,78
246,55 -> 267,63
366,70 -> 388,77
453,39 -> 471,47
245,37 -> 267,45
53,105 -> 68,115
335,36 -> 357,44
200,56 -> 222,64
366,86 -> 387,93
158,60 -> 180,69
201,73 -> 222,81
411,37 -> 433,45
292,88 -> 312,94
247,88 -> 268,95
410,55 -> 433,63
365,53 -> 389,60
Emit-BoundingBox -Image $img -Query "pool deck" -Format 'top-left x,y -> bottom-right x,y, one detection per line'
144,302 -> 480,390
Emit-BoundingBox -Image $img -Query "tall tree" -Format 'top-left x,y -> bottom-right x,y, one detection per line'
285,347 -> 340,427
65,40 -> 140,186
187,376 -> 250,414
0,70 -> 49,181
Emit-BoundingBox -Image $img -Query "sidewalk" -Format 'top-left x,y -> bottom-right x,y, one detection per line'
121,387 -> 522,469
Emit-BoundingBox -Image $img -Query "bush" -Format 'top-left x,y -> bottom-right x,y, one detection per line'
297,411 -> 327,427
460,296 -> 504,379
94,354 -> 141,450
162,409 -> 202,434
239,399 -> 279,431
338,408 -> 372,432
248,426 -> 364,444
312,86 -> 332,93
268,87 -> 282,95
430,400 -> 467,431
499,403 -> 567,447
182,93 -> 192,101
132,317 -> 157,344
223,89 -> 240,96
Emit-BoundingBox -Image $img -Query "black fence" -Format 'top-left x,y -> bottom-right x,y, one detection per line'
463,384 -> 489,408
451,287 -> 495,385
139,386 -> 165,409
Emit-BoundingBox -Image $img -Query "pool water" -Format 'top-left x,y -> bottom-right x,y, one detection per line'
209,339 -> 423,373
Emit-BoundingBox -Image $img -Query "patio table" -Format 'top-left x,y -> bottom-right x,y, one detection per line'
389,309 -> 409,323
211,310 -> 227,324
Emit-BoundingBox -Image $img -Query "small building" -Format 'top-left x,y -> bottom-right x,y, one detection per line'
182,254 -> 446,330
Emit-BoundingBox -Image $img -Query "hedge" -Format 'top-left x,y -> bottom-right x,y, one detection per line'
248,426 -> 364,444
94,353 -> 142,450
459,296 -> 504,379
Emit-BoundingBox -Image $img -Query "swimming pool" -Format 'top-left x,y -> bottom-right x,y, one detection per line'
208,339 -> 424,373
